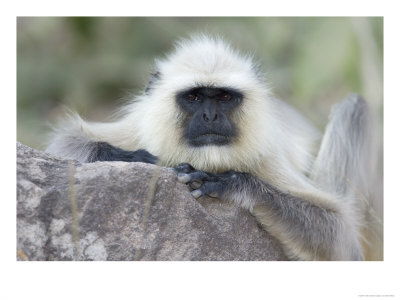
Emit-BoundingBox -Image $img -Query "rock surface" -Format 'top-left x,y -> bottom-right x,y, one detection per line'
17,142 -> 286,261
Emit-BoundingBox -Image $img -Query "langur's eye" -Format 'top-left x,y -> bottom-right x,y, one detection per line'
220,93 -> 232,101
186,94 -> 198,101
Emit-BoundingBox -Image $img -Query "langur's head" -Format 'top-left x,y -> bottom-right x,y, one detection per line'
135,35 -> 274,172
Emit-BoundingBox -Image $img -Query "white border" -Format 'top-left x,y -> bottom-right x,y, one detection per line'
3,1 -> 399,299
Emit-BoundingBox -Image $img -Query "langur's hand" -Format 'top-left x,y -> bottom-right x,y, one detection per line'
174,163 -> 239,198
130,149 -> 158,164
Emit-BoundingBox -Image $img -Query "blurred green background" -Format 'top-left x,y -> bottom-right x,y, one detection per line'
17,17 -> 383,149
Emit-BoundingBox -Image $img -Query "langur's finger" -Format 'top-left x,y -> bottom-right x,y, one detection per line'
189,181 -> 202,189
177,173 -> 192,183
173,163 -> 195,174
191,182 -> 221,199
178,170 -> 209,183
191,189 -> 203,198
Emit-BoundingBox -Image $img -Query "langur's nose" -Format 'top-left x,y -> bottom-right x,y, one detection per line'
202,112 -> 218,122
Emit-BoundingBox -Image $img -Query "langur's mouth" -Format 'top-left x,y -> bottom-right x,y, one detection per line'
189,133 -> 231,146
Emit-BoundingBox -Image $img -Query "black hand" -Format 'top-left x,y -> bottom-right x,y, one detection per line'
90,142 -> 158,164
174,163 -> 237,198
130,149 -> 158,164
173,163 -> 196,173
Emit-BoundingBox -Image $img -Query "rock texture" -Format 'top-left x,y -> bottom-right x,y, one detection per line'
17,142 -> 286,261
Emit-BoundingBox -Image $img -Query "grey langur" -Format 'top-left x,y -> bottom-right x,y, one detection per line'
46,35 -> 382,260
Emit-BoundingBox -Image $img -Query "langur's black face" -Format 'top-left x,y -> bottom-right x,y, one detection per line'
176,87 -> 243,147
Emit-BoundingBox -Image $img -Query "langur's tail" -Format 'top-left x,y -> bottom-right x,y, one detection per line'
311,94 -> 383,260
311,94 -> 370,198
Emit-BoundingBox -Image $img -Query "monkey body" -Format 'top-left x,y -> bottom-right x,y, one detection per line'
46,35 -> 382,260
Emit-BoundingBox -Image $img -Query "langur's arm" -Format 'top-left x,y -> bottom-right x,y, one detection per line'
46,125 -> 157,164
86,142 -> 157,163
46,112 -> 157,164
175,163 -> 363,261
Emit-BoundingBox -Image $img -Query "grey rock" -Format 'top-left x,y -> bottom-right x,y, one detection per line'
17,142 -> 287,261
